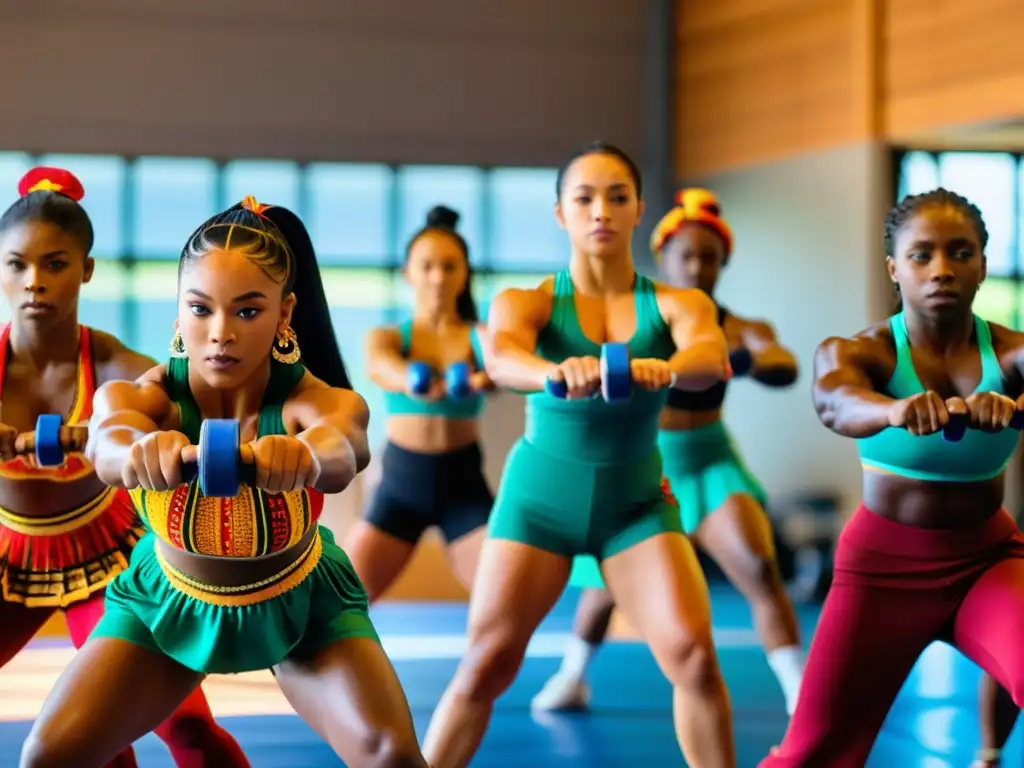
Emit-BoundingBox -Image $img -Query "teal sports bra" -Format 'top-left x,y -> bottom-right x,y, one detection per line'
382,320 -> 486,419
527,271 -> 678,463
856,312 -> 1019,482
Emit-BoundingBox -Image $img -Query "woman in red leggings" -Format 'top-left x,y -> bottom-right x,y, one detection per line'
0,167 -> 248,768
760,188 -> 1024,767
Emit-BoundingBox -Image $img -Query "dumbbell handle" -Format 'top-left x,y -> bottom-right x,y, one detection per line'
179,443 -> 255,483
941,410 -> 1024,443
13,425 -> 89,456
544,369 -> 678,398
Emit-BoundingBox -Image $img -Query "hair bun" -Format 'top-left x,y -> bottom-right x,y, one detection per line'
17,167 -> 85,202
426,205 -> 459,230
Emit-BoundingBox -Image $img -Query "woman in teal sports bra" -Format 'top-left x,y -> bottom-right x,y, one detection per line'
534,188 -> 805,718
347,205 -> 494,602
421,142 -> 737,768
20,197 -> 427,768
760,189 -> 1024,768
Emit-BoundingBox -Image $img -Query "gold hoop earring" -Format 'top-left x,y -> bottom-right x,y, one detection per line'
169,325 -> 187,359
272,326 -> 301,365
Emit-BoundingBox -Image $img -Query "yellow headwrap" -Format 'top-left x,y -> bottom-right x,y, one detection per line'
650,188 -> 733,260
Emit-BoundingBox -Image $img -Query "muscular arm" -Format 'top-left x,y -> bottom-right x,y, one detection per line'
812,333 -> 896,438
991,323 -> 1024,399
470,323 -> 497,393
736,318 -> 799,388
85,368 -> 174,486
482,287 -> 558,392
365,327 -> 410,393
289,383 -> 371,495
662,288 -> 731,391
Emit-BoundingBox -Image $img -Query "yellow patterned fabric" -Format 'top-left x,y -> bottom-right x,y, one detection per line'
129,482 -> 324,558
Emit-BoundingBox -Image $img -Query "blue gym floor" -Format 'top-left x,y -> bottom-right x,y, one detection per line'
0,585 -> 1018,767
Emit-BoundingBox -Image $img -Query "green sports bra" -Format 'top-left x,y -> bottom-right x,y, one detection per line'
527,271 -> 678,463
381,320 -> 486,419
856,312 -> 1019,482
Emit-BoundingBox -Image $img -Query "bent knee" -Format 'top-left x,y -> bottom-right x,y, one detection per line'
657,632 -> 721,691
359,728 -> 427,768
453,635 -> 529,702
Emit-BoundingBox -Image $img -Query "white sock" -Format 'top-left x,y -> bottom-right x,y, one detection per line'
559,635 -> 599,680
766,645 -> 805,715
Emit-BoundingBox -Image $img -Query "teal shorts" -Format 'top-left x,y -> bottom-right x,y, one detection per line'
90,526 -> 379,674
660,421 -> 768,534
488,438 -> 682,577
569,421 -> 767,588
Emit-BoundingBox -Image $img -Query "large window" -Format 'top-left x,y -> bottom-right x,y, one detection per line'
896,150 -> 1023,328
0,152 -> 561,445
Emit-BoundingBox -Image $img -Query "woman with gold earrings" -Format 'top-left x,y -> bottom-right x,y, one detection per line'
21,197 -> 428,768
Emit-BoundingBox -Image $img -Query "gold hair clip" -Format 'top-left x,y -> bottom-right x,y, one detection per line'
241,195 -> 271,219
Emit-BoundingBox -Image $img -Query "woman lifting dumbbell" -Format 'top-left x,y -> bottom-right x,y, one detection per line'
422,142 -> 737,768
347,205 -> 494,601
760,189 -> 1024,767
534,189 -> 805,716
0,167 -> 248,768
20,196 -> 427,768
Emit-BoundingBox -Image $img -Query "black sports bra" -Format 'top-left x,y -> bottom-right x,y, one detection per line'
665,304 -> 729,412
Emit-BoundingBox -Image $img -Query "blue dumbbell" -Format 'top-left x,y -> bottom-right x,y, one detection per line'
25,414 -> 87,467
34,413 -> 68,466
407,362 -> 432,395
445,362 -> 472,400
942,410 -> 1024,443
544,343 -> 635,403
600,343 -> 633,402
181,419 -> 254,497
729,347 -> 754,378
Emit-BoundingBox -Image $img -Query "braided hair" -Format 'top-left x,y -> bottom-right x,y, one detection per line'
179,197 -> 351,389
884,188 -> 988,257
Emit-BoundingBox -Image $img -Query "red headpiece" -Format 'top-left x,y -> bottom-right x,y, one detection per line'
17,167 -> 85,202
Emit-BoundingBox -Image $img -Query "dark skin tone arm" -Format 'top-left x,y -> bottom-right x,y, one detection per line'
991,323 -> 1024,399
87,366 -> 371,496
725,314 -> 798,388
815,320 -> 1024,441
283,379 -> 371,495
812,324 -> 902,438
85,367 -> 175,487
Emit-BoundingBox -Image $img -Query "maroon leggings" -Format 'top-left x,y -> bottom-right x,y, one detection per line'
0,591 -> 250,768
760,505 -> 1024,768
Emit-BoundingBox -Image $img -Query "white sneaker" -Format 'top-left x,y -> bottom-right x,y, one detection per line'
531,672 -> 592,712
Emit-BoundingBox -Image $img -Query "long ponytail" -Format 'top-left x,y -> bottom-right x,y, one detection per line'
264,206 -> 352,390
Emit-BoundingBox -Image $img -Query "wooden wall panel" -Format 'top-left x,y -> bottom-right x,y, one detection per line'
676,0 -> 878,177
885,0 -> 1024,140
